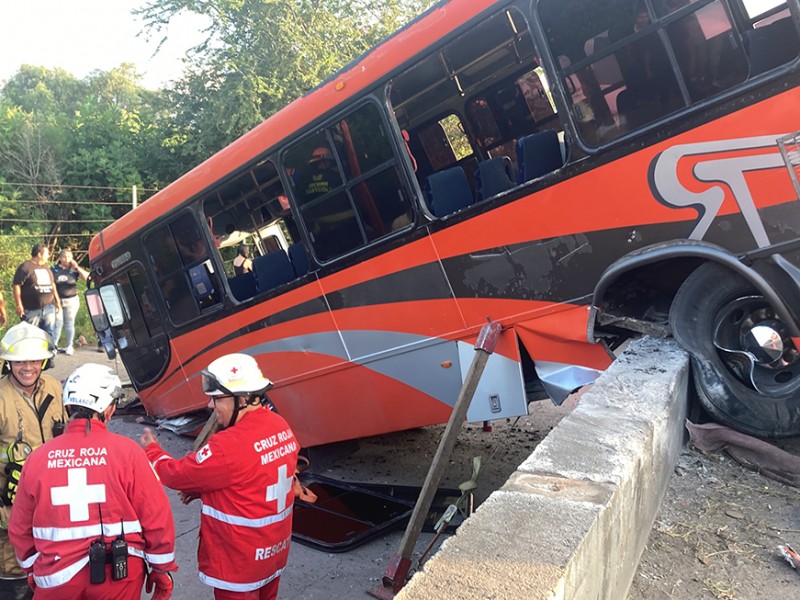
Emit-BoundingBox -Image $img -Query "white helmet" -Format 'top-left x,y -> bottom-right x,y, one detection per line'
201,353 -> 272,396
63,364 -> 124,413
0,322 -> 55,362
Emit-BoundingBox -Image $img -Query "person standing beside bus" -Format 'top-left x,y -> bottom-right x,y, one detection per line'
139,353 -> 299,600
8,363 -> 177,599
0,323 -> 66,600
51,248 -> 89,356
12,243 -> 61,339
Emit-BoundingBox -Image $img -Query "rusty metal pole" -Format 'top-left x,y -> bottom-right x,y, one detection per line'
368,320 -> 502,599
193,413 -> 218,452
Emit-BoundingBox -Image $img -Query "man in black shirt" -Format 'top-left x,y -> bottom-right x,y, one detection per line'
12,244 -> 61,338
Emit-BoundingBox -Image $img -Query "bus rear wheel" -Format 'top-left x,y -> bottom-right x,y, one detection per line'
669,262 -> 800,438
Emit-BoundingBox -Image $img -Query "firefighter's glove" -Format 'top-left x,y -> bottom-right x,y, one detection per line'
27,573 -> 36,593
1,462 -> 23,506
145,569 -> 173,600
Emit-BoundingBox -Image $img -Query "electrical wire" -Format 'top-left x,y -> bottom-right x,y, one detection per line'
0,181 -> 158,192
0,233 -> 98,238
4,199 -> 129,206
0,219 -> 115,224
0,218 -> 116,224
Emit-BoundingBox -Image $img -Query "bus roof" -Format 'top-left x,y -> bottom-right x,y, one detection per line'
89,0 -> 498,260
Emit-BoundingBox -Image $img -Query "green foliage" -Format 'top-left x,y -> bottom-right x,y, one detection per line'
137,0 -> 436,161
0,64 -> 187,252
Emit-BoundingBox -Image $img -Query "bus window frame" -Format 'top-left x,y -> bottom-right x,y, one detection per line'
464,65 -> 560,156
95,261 -> 172,387
144,208 -> 225,326
532,0 -> 800,154
281,96 -> 418,266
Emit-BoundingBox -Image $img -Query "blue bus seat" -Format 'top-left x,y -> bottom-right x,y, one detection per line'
253,250 -> 295,294
288,243 -> 310,277
516,130 -> 564,183
425,166 -> 474,217
476,156 -> 516,201
227,272 -> 257,302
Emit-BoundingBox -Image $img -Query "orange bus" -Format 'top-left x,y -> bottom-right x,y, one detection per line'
87,0 -> 800,446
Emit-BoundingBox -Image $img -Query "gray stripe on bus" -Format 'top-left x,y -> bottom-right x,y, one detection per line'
246,330 -> 526,411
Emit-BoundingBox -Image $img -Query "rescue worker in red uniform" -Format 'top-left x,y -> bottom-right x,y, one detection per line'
8,363 -> 177,599
140,353 -> 299,600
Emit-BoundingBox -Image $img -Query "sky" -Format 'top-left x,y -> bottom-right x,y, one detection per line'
1,0 -> 210,90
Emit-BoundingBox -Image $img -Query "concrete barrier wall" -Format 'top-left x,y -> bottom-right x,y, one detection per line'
399,338 -> 689,599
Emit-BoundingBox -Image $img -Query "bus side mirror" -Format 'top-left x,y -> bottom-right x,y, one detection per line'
84,289 -> 117,359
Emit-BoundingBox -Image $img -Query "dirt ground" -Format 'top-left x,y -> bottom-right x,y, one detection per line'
318,397 -> 578,507
326,406 -> 800,600
629,434 -> 800,600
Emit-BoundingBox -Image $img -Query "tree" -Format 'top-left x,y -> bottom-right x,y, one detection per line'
136,0 -> 435,161
0,65 -> 186,251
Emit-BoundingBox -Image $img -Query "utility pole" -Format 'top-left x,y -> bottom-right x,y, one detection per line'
132,185 -> 138,210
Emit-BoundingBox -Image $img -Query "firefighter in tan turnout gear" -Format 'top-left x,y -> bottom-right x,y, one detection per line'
0,323 -> 65,599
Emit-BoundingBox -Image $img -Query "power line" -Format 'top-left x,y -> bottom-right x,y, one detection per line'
0,233 -> 99,238
0,218 -> 114,224
0,181 -> 158,192
4,199 -> 131,206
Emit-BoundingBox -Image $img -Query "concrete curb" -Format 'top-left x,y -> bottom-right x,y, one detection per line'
398,338 -> 689,599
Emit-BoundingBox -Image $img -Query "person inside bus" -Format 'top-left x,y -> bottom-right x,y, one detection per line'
663,0 -> 709,99
297,146 -> 341,204
614,2 -> 681,129
233,243 -> 253,276
176,232 -> 208,265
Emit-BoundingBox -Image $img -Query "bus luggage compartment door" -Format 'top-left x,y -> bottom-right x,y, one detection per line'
459,328 -> 528,423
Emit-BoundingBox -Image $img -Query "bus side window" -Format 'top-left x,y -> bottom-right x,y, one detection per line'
144,212 -> 223,325
412,114 -> 478,205
286,102 -> 412,262
390,7 -> 560,207
539,0 -> 793,146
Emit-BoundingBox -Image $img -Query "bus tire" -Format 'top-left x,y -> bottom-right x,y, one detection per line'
669,262 -> 800,438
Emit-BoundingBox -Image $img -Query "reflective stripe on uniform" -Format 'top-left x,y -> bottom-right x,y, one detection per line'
33,520 -> 142,542
34,556 -> 89,588
150,455 -> 172,471
16,551 -> 39,569
199,566 -> 283,592
128,546 -> 176,566
201,504 -> 292,528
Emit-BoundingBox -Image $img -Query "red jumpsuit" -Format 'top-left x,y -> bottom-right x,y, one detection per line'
8,419 -> 177,599
145,407 -> 299,599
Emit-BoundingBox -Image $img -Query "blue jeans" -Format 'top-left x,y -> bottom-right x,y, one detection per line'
53,295 -> 80,349
23,304 -> 57,340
